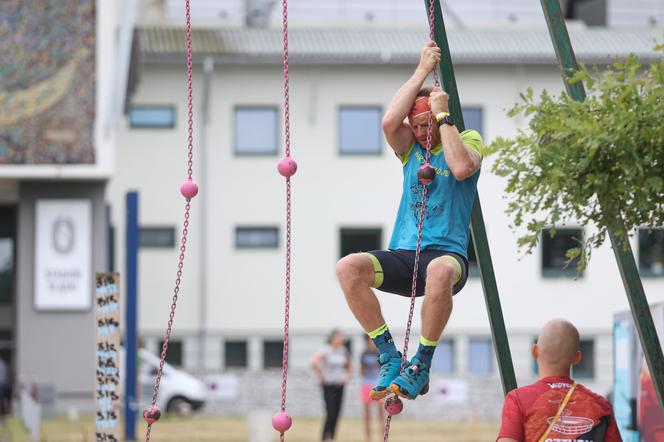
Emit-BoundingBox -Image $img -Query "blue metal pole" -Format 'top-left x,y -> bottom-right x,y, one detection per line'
125,191 -> 139,440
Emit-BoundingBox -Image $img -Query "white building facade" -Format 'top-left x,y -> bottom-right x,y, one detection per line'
108,7 -> 664,419
0,0 -> 662,423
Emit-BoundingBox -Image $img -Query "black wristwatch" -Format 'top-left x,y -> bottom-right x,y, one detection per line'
436,114 -> 455,127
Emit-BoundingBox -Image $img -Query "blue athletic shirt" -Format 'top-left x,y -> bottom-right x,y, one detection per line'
387,130 -> 484,258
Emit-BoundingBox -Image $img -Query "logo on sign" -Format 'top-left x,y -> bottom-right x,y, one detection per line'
52,217 -> 75,254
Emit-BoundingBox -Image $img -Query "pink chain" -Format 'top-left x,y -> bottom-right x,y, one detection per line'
279,0 -> 292,440
383,0 -> 440,440
282,0 -> 291,158
428,0 -> 441,89
145,0 -> 195,440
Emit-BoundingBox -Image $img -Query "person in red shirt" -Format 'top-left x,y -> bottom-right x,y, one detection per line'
497,319 -> 622,442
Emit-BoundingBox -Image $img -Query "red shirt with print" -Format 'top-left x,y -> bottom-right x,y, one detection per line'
497,376 -> 622,442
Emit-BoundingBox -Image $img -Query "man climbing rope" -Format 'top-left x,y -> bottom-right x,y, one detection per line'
336,40 -> 484,401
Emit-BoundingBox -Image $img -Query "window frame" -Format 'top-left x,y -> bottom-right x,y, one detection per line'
139,226 -> 176,248
572,338 -> 595,379
263,339 -> 284,369
466,231 -> 479,278
128,105 -> 176,129
338,105 -> 383,156
235,226 -> 279,249
541,227 -> 584,278
158,339 -> 183,367
461,106 -> 483,136
468,337 -> 493,375
0,238 -> 14,305
431,338 -> 455,374
224,340 -> 248,369
233,105 -> 280,156
339,227 -> 383,259
638,227 -> 664,278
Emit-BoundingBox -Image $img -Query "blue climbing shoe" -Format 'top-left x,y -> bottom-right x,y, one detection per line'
389,357 -> 430,400
370,352 -> 406,400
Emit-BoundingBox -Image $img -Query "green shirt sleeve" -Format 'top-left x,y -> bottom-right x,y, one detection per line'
460,129 -> 485,159
397,143 -> 415,166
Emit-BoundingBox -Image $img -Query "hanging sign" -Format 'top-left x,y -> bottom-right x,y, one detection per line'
94,272 -> 121,442
35,199 -> 92,310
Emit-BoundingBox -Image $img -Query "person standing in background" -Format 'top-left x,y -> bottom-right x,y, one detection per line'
360,335 -> 385,442
497,319 -> 621,442
0,356 -> 9,425
311,330 -> 352,442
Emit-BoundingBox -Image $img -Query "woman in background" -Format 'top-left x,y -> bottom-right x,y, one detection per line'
311,329 -> 352,442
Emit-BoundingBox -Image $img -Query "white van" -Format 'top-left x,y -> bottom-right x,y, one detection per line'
138,349 -> 207,415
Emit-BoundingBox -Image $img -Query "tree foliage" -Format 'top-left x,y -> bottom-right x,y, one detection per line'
488,49 -> 664,271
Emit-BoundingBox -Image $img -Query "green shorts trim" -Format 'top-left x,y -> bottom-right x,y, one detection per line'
440,255 -> 462,285
365,252 -> 384,289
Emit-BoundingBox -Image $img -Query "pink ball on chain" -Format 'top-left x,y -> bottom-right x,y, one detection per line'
272,411 -> 292,433
277,156 -> 298,177
143,405 -> 161,424
417,163 -> 436,185
385,396 -> 403,416
180,179 -> 199,200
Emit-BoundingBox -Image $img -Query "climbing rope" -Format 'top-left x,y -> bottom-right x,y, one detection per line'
143,0 -> 199,439
272,0 -> 298,438
382,0 -> 441,440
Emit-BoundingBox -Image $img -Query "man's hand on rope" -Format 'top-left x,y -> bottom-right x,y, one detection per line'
417,41 -> 441,74
429,86 -> 449,114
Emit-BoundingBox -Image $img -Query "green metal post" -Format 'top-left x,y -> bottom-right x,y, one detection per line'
540,0 -> 664,414
426,0 -> 518,395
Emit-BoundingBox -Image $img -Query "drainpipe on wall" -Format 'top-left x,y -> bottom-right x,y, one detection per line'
198,57 -> 214,373
106,0 -> 138,136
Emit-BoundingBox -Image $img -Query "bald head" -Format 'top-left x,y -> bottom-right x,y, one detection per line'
535,319 -> 580,371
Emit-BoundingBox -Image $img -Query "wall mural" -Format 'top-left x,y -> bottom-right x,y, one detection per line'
0,0 -> 95,164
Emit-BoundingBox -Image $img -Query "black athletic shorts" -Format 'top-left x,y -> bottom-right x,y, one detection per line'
365,249 -> 468,297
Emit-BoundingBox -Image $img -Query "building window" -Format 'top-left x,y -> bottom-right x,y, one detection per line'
234,106 -> 278,155
264,340 -> 284,369
573,339 -> 595,379
431,339 -> 455,374
469,338 -> 493,374
140,227 -> 176,248
128,105 -> 175,129
461,107 -> 483,135
0,238 -> 13,304
467,232 -> 478,278
563,0 -> 607,26
224,341 -> 248,368
639,228 -> 664,277
340,228 -> 382,258
236,227 -> 279,249
542,227 -> 584,278
339,106 -> 382,155
159,339 -> 183,367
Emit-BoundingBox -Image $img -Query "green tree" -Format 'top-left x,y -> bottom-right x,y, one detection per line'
488,49 -> 664,272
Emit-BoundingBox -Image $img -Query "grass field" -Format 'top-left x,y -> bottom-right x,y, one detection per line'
1,415 -> 500,442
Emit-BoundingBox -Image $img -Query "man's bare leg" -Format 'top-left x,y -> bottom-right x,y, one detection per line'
390,256 -> 457,400
337,253 -> 401,399
336,253 -> 385,332
421,257 -> 456,341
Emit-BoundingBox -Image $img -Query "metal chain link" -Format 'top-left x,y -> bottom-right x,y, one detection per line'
282,0 -> 291,158
145,0 -> 196,439
280,0 -> 293,440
